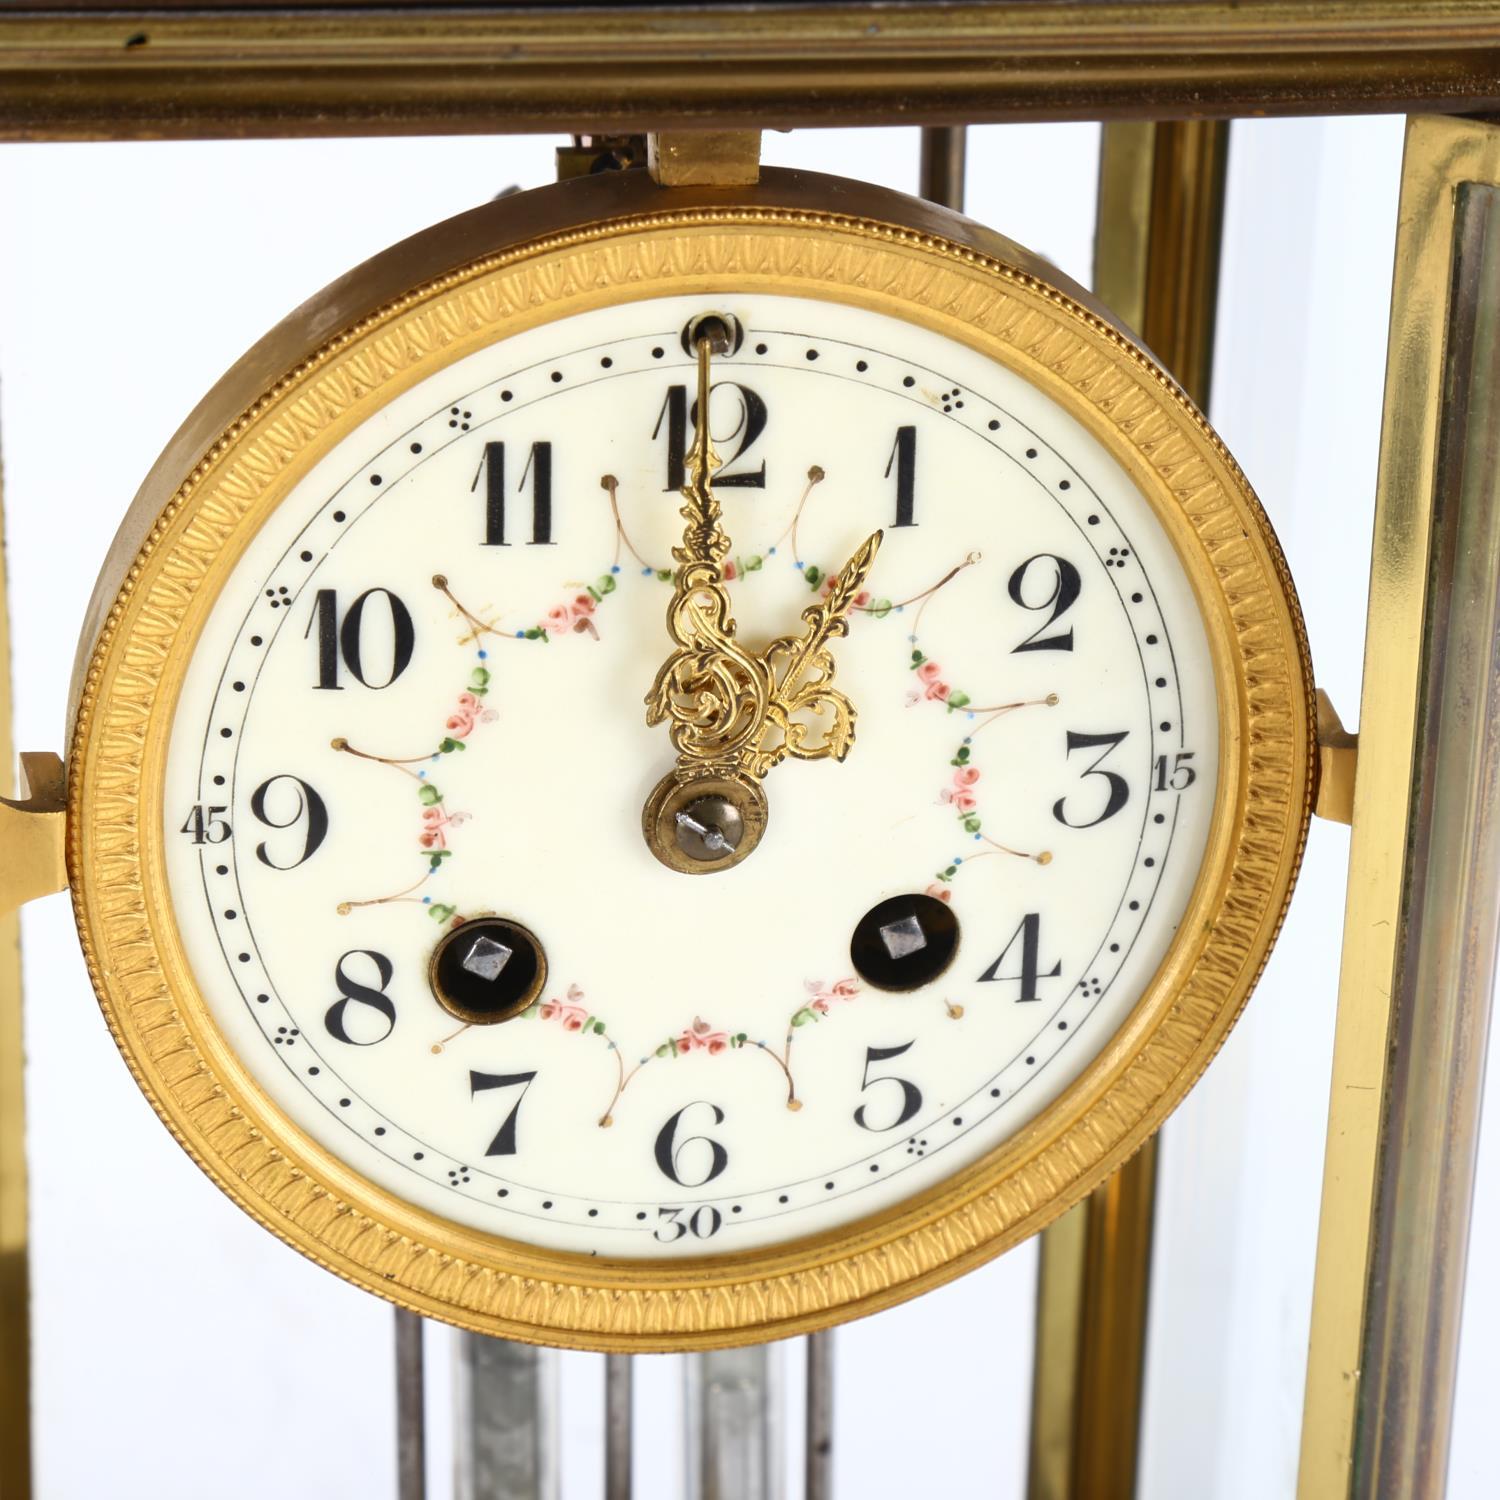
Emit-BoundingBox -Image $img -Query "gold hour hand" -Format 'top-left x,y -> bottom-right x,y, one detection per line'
745,528 -> 883,778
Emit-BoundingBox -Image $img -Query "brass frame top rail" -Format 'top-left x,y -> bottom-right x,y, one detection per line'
4,3 -> 1500,140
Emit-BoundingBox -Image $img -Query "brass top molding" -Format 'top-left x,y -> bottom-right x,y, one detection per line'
4,2 -> 1500,140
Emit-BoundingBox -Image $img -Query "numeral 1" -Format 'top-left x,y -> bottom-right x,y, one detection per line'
886,425 -> 917,528
473,440 -> 554,546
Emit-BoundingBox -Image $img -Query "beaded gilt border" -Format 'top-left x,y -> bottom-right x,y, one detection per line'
69,205 -> 1315,1350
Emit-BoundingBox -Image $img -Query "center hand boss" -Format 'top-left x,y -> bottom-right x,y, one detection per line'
642,319 -> 882,873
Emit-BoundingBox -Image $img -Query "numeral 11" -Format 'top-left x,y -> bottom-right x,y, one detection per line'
473,441 -> 554,546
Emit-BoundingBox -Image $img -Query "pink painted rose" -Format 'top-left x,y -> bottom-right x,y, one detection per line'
418,828 -> 443,850
830,978 -> 859,998
445,709 -> 477,737
925,882 -> 953,904
954,766 -> 981,788
926,680 -> 951,702
571,593 -> 596,618
917,660 -> 943,684
543,604 -> 572,635
723,561 -> 738,581
953,791 -> 978,812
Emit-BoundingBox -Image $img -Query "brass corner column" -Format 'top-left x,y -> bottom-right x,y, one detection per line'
1298,112 -> 1500,1500
0,406 -> 32,1500
1028,117 -> 1230,1500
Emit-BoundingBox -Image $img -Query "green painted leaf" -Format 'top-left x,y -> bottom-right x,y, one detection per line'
418,783 -> 442,805
871,598 -> 893,618
598,574 -> 617,594
947,691 -> 971,710
428,904 -> 456,923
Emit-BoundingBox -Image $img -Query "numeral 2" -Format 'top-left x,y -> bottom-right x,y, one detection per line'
1009,554 -> 1081,653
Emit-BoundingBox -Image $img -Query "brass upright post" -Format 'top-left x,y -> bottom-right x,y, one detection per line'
1298,113 -> 1500,1500
0,401 -> 33,1498
1028,118 -> 1229,1500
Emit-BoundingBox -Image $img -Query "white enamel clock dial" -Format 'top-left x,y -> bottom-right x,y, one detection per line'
163,291 -> 1218,1258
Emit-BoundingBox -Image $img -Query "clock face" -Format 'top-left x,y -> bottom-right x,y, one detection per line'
163,291 -> 1218,1258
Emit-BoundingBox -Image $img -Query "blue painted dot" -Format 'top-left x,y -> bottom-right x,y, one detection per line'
640,567 -> 651,576
611,565 -> 621,574
963,736 -> 972,744
953,857 -> 964,865
795,560 -> 805,570
973,833 -> 981,841
477,649 -> 488,659
768,546 -> 777,555
515,630 -> 525,637
423,896 -> 431,904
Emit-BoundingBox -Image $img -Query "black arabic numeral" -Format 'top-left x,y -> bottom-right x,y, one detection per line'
324,949 -> 397,1046
978,913 -> 1061,1000
853,1041 -> 923,1131
469,1070 -> 538,1157
179,804 -> 231,845
1053,730 -> 1131,828
886,425 -> 917,528
306,588 -> 415,690
250,775 -> 329,869
654,1101 -> 728,1187
472,441 -> 554,546
1009,554 -> 1082,652
654,1205 -> 723,1243
654,383 -> 767,490
1153,751 -> 1198,791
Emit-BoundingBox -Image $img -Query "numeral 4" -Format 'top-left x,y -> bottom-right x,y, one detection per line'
978,913 -> 1061,1000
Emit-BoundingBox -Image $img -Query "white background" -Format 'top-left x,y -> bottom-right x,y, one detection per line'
1,120 -> 1495,1498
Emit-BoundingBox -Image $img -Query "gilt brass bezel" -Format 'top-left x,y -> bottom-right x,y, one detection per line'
67,167 -> 1314,1350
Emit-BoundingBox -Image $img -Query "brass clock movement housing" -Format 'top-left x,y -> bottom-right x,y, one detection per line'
64,165 -> 1312,1349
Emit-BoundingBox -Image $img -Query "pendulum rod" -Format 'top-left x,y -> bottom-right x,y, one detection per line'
454,1333 -> 557,1500
804,1331 -> 834,1500
1026,118 -> 1230,1500
1298,113 -> 1500,1500
685,1344 -> 784,1500
395,1309 -> 426,1500
0,384 -> 33,1500
605,1352 -> 633,1500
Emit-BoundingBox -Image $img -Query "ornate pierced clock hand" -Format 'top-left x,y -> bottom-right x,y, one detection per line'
644,325 -> 774,771
643,326 -> 883,872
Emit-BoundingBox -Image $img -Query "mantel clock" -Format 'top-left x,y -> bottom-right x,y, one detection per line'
43,146 -> 1312,1349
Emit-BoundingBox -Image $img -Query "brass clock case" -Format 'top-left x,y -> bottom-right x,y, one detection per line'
67,167 -> 1314,1350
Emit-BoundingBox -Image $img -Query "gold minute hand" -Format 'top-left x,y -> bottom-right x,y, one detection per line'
643,327 -> 772,768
